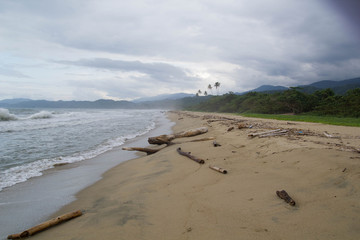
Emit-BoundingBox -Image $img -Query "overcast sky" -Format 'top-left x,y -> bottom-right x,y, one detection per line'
1,0 -> 359,101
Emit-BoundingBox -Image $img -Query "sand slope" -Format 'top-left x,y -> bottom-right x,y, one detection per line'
30,111 -> 360,240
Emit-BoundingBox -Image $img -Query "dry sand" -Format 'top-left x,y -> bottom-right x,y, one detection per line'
28,111 -> 360,240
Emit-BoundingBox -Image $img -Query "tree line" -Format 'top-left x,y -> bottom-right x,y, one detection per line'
186,88 -> 360,118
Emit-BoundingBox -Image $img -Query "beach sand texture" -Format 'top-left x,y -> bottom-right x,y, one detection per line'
30,111 -> 360,240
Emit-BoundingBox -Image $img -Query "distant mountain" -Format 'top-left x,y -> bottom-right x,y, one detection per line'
300,77 -> 360,94
0,99 -> 137,109
239,77 -> 360,95
0,98 -> 31,104
133,93 -> 194,102
242,85 -> 289,94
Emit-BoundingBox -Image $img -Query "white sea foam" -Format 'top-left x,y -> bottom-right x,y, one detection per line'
29,111 -> 53,119
0,108 -> 17,121
0,115 -> 157,192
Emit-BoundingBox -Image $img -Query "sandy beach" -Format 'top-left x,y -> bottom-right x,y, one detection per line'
25,111 -> 360,240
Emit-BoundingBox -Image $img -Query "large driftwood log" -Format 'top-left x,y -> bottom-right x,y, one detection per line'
176,147 -> 205,164
148,134 -> 176,145
148,127 -> 208,145
7,210 -> 82,239
174,127 -> 208,138
122,147 -> 161,155
276,190 -> 296,206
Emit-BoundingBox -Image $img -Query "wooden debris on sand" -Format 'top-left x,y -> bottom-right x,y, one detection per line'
7,210 -> 82,239
227,127 -> 234,132
177,147 -> 205,164
122,147 -> 162,155
189,137 -> 215,142
209,165 -> 228,174
148,127 -> 208,145
248,129 -> 288,138
276,190 -> 296,206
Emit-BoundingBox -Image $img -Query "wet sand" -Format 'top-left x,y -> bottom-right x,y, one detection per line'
26,111 -> 360,240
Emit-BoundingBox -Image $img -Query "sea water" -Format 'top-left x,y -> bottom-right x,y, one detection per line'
0,108 -> 173,239
0,108 -> 162,192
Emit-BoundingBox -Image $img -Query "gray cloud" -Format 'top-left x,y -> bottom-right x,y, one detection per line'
0,0 -> 359,100
56,58 -> 200,84
0,66 -> 30,78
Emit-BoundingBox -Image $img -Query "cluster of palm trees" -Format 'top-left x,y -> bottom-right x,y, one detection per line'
196,82 -> 220,96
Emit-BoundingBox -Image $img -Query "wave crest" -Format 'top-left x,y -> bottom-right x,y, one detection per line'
29,111 -> 53,119
0,108 -> 17,121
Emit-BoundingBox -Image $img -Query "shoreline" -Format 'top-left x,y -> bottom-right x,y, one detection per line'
0,112 -> 174,239
11,111 -> 360,240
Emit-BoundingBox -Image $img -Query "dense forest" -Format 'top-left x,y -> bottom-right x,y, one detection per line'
186,88 -> 360,118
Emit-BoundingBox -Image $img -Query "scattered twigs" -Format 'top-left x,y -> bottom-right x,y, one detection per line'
276,190 -> 296,206
248,129 -> 288,138
122,147 -> 161,155
176,147 -> 205,164
258,130 -> 288,138
213,141 -> 221,147
209,165 -> 227,174
7,210 -> 83,239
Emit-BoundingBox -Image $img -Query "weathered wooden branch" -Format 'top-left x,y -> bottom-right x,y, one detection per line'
176,147 -> 205,164
148,127 -> 208,145
276,190 -> 296,206
122,147 -> 161,155
189,137 -> 215,142
7,210 -> 82,239
209,165 -> 227,174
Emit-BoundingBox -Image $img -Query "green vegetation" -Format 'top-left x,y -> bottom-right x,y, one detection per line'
240,113 -> 360,127
185,88 -> 360,125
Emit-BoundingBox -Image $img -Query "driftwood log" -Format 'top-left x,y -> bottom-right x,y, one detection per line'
148,127 -> 208,145
7,210 -> 82,239
276,190 -> 296,206
122,147 -> 161,155
189,137 -> 215,142
209,165 -> 227,174
176,147 -> 205,164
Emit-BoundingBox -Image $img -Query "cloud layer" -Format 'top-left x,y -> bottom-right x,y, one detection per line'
0,0 -> 359,100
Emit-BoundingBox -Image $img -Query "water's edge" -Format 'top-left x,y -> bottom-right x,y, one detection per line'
0,113 -> 174,239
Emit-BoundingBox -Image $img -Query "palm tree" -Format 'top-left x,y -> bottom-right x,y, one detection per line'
214,82 -> 220,95
204,91 -> 208,96
208,84 -> 213,95
198,89 -> 202,96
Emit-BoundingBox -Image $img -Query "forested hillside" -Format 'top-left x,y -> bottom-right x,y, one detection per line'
186,88 -> 360,117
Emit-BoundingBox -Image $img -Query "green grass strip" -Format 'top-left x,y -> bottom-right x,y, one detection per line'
240,113 -> 360,127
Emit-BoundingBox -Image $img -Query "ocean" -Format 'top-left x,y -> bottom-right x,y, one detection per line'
0,108 -> 173,238
0,108 -> 162,192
